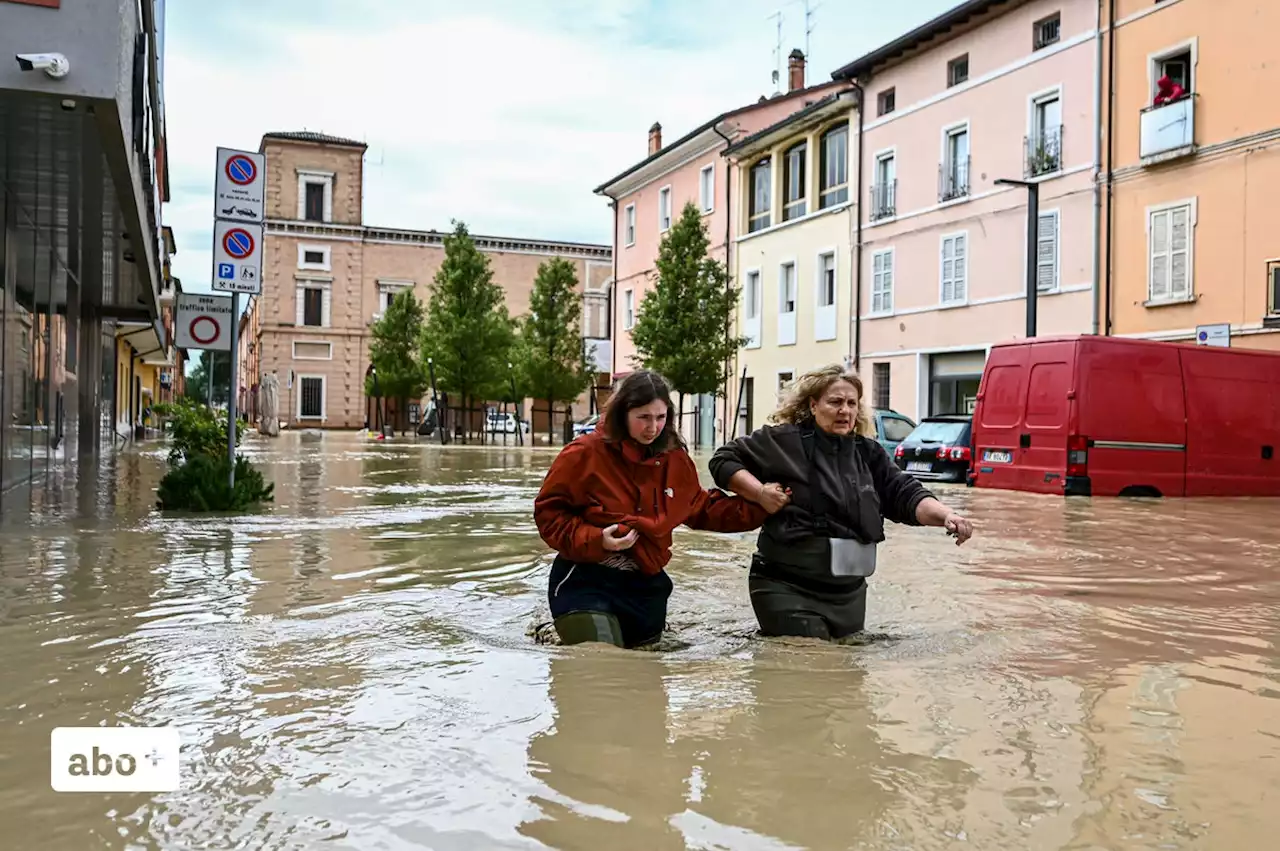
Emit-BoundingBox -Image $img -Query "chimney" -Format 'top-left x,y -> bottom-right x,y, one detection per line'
648,122 -> 662,155
788,49 -> 806,92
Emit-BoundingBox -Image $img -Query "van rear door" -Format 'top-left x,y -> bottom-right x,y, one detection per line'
1019,340 -> 1075,492
1182,348 -> 1280,496
972,344 -> 1028,491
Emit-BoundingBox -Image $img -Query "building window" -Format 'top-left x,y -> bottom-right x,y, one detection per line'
947,54 -> 969,88
777,371 -> 794,399
297,280 -> 330,328
749,158 -> 772,233
376,280 -> 413,318
819,125 -> 848,209
1268,262 -> 1280,316
1155,48 -> 1193,96
873,363 -> 891,410
297,244 -> 330,271
699,164 -> 715,213
783,142 -> 807,221
658,186 -> 672,231
871,249 -> 894,314
877,88 -> 896,117
940,233 -> 969,305
292,341 -> 333,360
940,125 -> 970,202
779,263 -> 797,315
1147,200 -> 1194,303
745,271 -> 760,320
872,152 -> 896,220
623,288 -> 635,330
1028,91 -> 1063,177
299,376 -> 324,419
818,253 -> 836,308
624,204 -> 636,246
1034,13 -> 1061,50
1037,211 -> 1060,292
297,170 -> 334,223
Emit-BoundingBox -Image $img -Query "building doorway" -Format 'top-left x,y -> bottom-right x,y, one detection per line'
928,350 -> 985,415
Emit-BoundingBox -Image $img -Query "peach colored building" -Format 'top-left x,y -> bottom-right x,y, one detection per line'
240,131 -> 612,432
594,51 -> 844,446
1103,0 -> 1280,350
833,0 -> 1100,421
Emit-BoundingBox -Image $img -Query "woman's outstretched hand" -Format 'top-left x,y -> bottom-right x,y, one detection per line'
757,483 -> 791,514
601,523 -> 639,552
943,512 -> 973,545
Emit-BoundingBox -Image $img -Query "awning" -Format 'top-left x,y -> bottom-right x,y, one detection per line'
115,318 -> 166,360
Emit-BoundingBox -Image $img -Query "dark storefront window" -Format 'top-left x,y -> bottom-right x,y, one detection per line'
928,351 -> 985,417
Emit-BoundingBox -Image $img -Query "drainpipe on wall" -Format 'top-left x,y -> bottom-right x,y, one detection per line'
1090,0 -> 1104,335
851,82 -> 866,371
604,191 -> 619,382
713,121 -> 734,445
1103,0 -> 1117,336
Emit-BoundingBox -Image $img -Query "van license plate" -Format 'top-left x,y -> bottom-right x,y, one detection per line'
906,462 -> 933,472
983,450 -> 1012,464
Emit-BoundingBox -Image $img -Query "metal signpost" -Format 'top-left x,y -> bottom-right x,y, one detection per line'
210,146 -> 266,488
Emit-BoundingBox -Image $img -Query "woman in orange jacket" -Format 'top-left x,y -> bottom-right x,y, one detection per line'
533,370 -> 776,648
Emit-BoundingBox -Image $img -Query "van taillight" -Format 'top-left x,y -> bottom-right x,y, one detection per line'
1067,434 -> 1089,477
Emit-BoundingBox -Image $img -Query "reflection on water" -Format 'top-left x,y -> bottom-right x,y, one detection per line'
1,431 -> 1278,849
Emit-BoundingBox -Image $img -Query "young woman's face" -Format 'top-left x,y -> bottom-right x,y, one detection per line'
809,379 -> 860,435
627,399 -> 668,445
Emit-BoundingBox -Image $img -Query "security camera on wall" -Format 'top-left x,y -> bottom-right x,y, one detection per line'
15,53 -> 70,79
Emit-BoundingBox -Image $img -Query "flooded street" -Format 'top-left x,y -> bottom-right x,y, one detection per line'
2,431 -> 1279,850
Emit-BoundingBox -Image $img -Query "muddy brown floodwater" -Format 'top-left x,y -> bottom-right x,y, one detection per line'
1,431 -> 1278,850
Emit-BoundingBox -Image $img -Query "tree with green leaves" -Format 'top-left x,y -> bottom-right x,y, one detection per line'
419,220 -> 515,442
366,288 -> 428,432
184,349 -> 231,404
513,257 -> 594,444
630,200 -> 746,430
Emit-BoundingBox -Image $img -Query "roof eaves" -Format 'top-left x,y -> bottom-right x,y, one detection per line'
723,89 -> 855,158
830,0 -> 1021,80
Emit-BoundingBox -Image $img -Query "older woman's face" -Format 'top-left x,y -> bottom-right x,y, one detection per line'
810,380 -> 860,435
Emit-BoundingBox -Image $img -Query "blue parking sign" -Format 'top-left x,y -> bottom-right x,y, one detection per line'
218,263 -> 235,280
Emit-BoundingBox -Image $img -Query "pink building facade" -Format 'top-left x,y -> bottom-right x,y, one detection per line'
594,52 -> 843,445
835,0 -> 1100,421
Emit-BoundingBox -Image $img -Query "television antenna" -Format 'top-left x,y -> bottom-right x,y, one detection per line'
767,10 -> 784,92
791,0 -> 821,82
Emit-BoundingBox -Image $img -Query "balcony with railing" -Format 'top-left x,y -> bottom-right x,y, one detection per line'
938,157 -> 970,203
1025,125 -> 1064,178
1140,95 -> 1196,164
869,180 -> 897,221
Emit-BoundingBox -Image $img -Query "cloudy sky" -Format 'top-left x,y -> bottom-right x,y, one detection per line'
162,0 -> 958,294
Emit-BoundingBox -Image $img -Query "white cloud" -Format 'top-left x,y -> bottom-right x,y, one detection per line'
161,0 -> 957,293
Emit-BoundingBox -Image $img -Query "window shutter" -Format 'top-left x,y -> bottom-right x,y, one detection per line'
1149,210 -> 1170,300
1169,206 -> 1190,298
322,287 -> 331,327
1037,212 -> 1058,291
872,253 -> 884,313
884,252 -> 893,312
953,235 -> 967,301
941,238 -> 956,302
296,287 -> 305,325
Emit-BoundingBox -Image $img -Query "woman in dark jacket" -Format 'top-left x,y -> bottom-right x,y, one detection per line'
709,364 -> 973,641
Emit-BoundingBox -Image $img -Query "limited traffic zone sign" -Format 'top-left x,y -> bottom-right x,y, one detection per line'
174,293 -> 233,352
211,220 -> 263,295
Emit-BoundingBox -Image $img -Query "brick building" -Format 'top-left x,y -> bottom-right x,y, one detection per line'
239,131 -> 612,433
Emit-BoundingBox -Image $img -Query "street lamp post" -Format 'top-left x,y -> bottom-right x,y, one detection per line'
995,177 -> 1040,339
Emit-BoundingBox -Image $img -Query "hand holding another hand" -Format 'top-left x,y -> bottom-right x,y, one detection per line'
757,483 -> 791,515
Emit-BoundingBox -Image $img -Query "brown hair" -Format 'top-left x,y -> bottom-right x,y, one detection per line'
768,364 -> 875,438
600,369 -> 687,453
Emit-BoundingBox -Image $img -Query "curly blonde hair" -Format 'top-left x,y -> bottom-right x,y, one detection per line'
768,364 -> 875,437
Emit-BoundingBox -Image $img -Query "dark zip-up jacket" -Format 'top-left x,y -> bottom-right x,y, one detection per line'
708,422 -> 935,590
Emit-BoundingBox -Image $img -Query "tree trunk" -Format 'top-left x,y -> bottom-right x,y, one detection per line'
546,395 -> 554,445
462,393 -> 470,445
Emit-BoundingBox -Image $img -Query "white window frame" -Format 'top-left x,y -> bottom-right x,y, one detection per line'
1027,85 -> 1064,174
296,169 -> 334,222
1267,260 -> 1280,317
297,374 -> 326,421
939,231 -> 969,306
375,279 -> 414,319
296,277 -> 332,328
297,243 -> 331,272
743,267 -> 762,349
699,164 -> 715,214
292,340 -> 333,360
872,148 -> 897,220
1147,37 -> 1198,100
1034,209 -> 1061,293
940,120 -> 972,200
1145,197 -> 1197,304
624,203 -> 636,247
658,185 -> 672,232
623,288 -> 635,330
777,260 -> 798,347
814,249 -> 838,342
870,248 -> 894,316
776,368 -> 796,401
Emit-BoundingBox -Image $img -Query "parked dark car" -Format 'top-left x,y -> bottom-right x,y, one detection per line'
893,415 -> 973,483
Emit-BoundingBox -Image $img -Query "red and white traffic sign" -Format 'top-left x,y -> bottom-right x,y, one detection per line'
214,146 -> 265,224
175,293 -> 233,352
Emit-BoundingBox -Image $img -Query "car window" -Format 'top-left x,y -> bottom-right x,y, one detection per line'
881,417 -> 915,442
908,420 -> 970,443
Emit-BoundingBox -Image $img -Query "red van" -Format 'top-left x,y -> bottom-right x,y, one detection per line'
970,334 -> 1280,498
